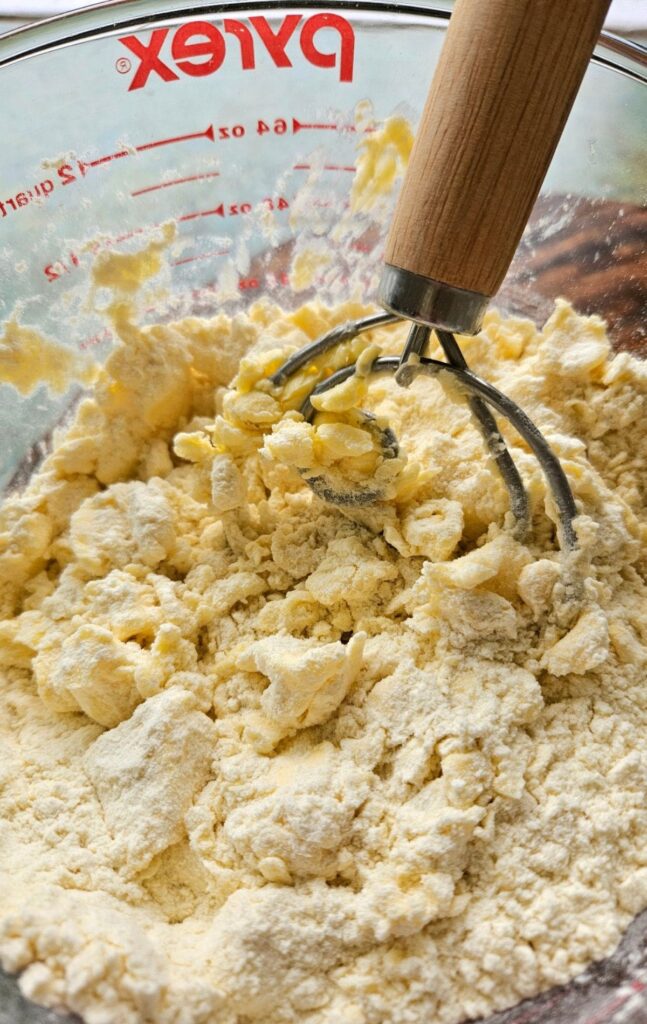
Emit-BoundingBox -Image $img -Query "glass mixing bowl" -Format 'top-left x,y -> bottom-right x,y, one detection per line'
0,2 -> 645,1022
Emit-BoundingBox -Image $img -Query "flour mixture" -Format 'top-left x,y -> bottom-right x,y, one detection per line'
0,268 -> 646,1024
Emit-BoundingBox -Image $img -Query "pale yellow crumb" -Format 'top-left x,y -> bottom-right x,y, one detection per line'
92,222 -> 175,294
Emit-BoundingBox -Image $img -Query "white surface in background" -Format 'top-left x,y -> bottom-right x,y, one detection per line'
0,0 -> 82,14
1,0 -> 647,34
607,0 -> 647,32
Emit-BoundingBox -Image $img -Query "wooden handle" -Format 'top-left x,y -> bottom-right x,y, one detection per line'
384,0 -> 611,299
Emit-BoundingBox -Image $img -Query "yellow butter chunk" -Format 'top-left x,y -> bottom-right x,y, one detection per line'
92,222 -> 175,294
173,431 -> 214,463
0,319 -> 95,396
310,373 -> 367,412
351,116 -> 414,212
212,414 -> 260,456
224,389 -> 282,427
542,607 -> 610,676
235,347 -> 287,392
237,632 -> 365,734
264,418 -> 316,467
401,498 -> 464,561
424,533 -> 528,592
314,423 -> 375,460
289,249 -> 331,292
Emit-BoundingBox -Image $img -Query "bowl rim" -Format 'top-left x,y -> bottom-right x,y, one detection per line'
0,0 -> 646,84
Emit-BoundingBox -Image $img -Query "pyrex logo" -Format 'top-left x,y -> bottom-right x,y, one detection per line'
119,13 -> 355,90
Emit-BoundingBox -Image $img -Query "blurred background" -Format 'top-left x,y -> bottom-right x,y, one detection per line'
2,0 -> 647,41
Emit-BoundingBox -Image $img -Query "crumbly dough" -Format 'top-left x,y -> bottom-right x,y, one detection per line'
0,285 -> 646,1024
0,319 -> 95,396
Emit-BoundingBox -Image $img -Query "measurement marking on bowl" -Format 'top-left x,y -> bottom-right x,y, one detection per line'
43,194 -> 290,282
173,248 -> 230,267
0,111 -> 363,224
173,206 -> 224,222
132,171 -> 220,197
1,126 -> 219,223
185,116 -> 358,141
44,228 -> 149,283
178,197 -> 290,221
78,124 -> 216,173
584,996 -> 629,1024
581,979 -> 647,1024
505,991 -> 562,1024
113,227 -> 147,243
79,327 -> 112,351
292,116 -> 376,134
0,180 -> 54,219
293,163 -> 355,172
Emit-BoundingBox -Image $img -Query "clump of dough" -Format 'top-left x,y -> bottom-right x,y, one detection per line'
238,632 -> 365,732
83,688 -> 215,875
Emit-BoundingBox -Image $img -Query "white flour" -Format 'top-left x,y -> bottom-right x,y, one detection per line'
0,286 -> 646,1024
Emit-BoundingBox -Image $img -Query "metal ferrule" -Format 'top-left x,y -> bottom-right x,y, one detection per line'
380,264 -> 490,336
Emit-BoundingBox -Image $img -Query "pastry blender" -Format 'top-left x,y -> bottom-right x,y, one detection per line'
270,0 -> 611,552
